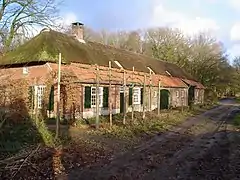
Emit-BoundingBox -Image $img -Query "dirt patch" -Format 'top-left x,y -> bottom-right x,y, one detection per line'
68,105 -> 240,180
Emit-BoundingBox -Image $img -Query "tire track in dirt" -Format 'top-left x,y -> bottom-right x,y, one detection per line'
144,105 -> 238,180
68,105 -> 237,180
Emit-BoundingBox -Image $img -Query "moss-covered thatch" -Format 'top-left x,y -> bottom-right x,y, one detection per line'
0,29 -> 194,80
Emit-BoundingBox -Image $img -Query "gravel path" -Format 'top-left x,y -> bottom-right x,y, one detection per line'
68,103 -> 240,180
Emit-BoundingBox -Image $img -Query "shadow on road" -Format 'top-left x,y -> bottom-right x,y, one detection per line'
67,103 -> 240,180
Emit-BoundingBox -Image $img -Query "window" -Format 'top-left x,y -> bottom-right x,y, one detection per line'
28,85 -> 46,109
147,67 -> 155,74
176,91 -> 179,98
91,87 -> 103,108
181,90 -> 184,98
114,61 -> 123,69
154,91 -> 157,97
23,67 -> 29,75
120,86 -> 124,93
165,70 -> 172,76
36,85 -> 46,109
133,87 -> 141,105
196,90 -> 199,97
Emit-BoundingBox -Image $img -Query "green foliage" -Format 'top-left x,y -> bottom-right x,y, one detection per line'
86,111 -> 191,140
34,119 -> 55,147
233,114 -> 240,127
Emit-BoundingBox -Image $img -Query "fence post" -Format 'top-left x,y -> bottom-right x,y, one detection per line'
109,61 -> 112,127
96,65 -> 100,129
123,70 -> 126,125
158,80 -> 161,115
56,52 -> 61,138
142,74 -> 146,120
131,67 -> 135,124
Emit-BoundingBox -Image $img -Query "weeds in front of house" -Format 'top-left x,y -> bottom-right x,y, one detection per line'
75,110 -> 192,142
233,114 -> 240,127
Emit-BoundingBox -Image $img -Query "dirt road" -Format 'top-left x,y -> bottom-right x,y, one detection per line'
69,100 -> 240,180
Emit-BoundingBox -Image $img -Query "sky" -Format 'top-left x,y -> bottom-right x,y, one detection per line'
57,0 -> 240,60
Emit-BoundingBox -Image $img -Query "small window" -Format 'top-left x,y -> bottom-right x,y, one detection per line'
165,70 -> 172,76
120,86 -> 124,93
91,87 -> 103,108
133,87 -> 141,105
154,91 -> 157,97
181,90 -> 184,98
196,90 -> 199,97
176,91 -> 179,98
23,67 -> 29,75
147,67 -> 155,74
36,85 -> 46,109
114,61 -> 123,69
28,85 -> 46,109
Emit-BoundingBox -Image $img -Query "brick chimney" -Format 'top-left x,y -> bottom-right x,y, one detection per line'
71,22 -> 85,43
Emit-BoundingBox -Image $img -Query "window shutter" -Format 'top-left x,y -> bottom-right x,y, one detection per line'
84,86 -> 91,108
48,86 -> 54,111
129,87 -> 133,105
140,88 -> 143,105
28,86 -> 35,110
103,87 -> 109,108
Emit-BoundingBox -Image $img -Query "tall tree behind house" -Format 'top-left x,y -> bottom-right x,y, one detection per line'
63,25 -> 237,97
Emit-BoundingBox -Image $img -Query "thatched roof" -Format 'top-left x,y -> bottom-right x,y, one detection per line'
0,29 -> 194,80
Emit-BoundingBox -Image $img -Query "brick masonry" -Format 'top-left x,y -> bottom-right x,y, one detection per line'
0,62 -> 204,121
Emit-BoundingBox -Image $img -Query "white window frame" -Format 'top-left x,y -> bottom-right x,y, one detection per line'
23,67 -> 29,75
114,61 -> 123,69
181,90 -> 184,98
147,67 -> 155,74
35,85 -> 46,109
154,91 -> 157,97
176,90 -> 179,98
133,87 -> 141,105
91,87 -> 103,108
196,90 -> 199,98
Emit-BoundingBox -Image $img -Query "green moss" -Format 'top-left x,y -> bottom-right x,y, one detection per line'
233,114 -> 240,126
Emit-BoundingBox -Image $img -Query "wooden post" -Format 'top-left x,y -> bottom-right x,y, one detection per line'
109,61 -> 112,127
142,75 -> 146,120
181,90 -> 184,113
96,65 -> 100,129
158,80 -> 161,115
131,67 -> 134,124
55,53 -> 61,139
123,70 -> 126,125
149,71 -> 152,111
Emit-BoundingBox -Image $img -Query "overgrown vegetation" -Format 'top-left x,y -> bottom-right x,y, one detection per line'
233,114 -> 240,127
74,105 -> 213,142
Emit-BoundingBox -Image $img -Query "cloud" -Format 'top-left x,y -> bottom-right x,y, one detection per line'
150,3 -> 220,36
230,22 -> 240,41
229,0 -> 240,10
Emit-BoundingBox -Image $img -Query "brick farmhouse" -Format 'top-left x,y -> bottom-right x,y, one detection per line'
0,22 -> 204,121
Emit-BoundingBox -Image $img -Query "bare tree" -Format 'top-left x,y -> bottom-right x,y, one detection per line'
144,27 -> 191,67
0,0 -> 61,52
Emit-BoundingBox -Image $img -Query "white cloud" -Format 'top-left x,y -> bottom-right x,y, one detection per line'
150,3 -> 220,37
230,22 -> 240,41
229,0 -> 240,10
